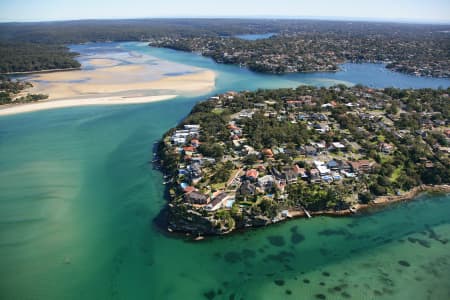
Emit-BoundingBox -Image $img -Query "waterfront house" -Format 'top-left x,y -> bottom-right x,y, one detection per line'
258,175 -> 275,191
185,191 -> 210,205
205,192 -> 230,211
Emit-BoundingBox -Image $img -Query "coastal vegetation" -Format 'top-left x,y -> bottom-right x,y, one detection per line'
0,76 -> 48,105
157,85 -> 450,235
0,43 -> 80,74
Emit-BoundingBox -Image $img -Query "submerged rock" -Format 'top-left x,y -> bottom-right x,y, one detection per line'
267,235 -> 286,247
398,260 -> 411,267
274,279 -> 285,286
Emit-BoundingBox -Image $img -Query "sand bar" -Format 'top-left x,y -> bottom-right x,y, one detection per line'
1,44 -> 216,116
0,95 -> 177,116
27,68 -> 215,100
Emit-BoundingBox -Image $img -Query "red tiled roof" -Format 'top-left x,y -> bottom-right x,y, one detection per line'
183,186 -> 196,193
262,148 -> 274,157
246,169 -> 259,179
183,146 -> 195,152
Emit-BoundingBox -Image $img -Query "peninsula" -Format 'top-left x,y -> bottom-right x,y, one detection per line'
156,85 -> 450,235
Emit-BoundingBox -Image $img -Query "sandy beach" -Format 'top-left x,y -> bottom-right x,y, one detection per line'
26,67 -> 216,100
0,95 -> 179,116
1,49 -> 216,116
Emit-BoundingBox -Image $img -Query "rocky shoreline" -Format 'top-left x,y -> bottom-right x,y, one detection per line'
159,184 -> 450,239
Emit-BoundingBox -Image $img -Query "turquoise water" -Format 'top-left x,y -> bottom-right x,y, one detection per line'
1,42 -> 450,300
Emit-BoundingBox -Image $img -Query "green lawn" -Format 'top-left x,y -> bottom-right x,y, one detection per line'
390,166 -> 403,182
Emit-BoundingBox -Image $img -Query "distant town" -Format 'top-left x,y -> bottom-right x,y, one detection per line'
157,85 -> 450,235
149,26 -> 450,78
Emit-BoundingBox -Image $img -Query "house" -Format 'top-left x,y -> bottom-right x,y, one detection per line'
246,169 -> 259,181
350,160 -> 374,173
282,167 -> 298,184
297,167 -> 308,179
205,192 -> 230,211
327,159 -> 339,170
185,191 -> 210,205
337,160 -> 352,171
258,175 -> 275,191
188,163 -> 202,184
239,110 -> 254,118
270,167 -> 284,181
286,100 -> 304,108
313,123 -> 330,133
239,180 -> 257,196
311,113 -> 328,121
292,165 -> 303,176
379,142 -> 394,154
298,113 -> 311,121
317,165 -> 331,176
332,173 -> 342,181
322,175 -> 333,183
309,169 -> 321,182
281,210 -> 290,217
304,145 -> 317,156
183,146 -> 195,155
330,142 -> 346,151
262,148 -> 274,158
191,139 -> 200,147
254,103 -> 267,110
183,186 -> 196,194
184,124 -> 200,131
341,170 -> 357,178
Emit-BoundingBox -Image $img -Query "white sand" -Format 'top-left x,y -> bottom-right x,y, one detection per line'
0,95 -> 177,116
0,47 -> 217,116
26,69 -> 215,100
87,58 -> 122,67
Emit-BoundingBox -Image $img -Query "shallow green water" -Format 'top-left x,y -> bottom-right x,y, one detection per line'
1,43 -> 450,300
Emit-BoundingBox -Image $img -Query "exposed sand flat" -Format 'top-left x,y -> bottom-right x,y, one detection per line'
87,58 -> 122,67
27,67 -> 215,100
1,44 -> 216,116
0,95 -> 177,116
